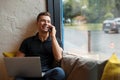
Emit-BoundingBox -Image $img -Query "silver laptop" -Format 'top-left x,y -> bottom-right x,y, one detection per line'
4,57 -> 42,77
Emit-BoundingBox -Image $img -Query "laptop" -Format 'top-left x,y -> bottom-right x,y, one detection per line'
4,57 -> 42,77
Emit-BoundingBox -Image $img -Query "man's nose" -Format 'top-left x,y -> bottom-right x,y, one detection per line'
44,21 -> 49,24
45,20 -> 48,23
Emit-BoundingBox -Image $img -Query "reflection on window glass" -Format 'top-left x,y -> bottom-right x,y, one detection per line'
63,0 -> 120,58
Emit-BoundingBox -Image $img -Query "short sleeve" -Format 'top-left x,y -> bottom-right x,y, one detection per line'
19,39 -> 28,54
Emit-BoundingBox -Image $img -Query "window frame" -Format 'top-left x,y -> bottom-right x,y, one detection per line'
46,0 -> 63,42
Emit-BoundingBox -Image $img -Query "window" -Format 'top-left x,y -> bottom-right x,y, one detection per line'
46,0 -> 63,41
63,0 -> 120,58
47,0 -> 120,58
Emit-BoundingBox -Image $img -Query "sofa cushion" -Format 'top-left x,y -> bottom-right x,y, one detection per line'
61,52 -> 107,80
101,53 -> 120,80
3,52 -> 16,57
61,53 -> 79,79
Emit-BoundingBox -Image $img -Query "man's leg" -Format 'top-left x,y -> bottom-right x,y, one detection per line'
15,77 -> 25,80
43,67 -> 65,80
15,77 -> 42,80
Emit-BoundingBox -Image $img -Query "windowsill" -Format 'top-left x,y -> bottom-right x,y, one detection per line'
63,51 -> 110,61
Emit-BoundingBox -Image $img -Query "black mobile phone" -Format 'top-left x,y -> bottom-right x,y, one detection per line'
48,27 -> 52,32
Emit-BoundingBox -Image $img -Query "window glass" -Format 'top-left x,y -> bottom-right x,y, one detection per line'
63,0 -> 120,58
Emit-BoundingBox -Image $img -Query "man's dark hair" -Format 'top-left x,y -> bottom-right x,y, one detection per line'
37,12 -> 51,22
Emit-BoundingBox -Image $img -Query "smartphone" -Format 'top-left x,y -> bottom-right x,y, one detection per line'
48,27 -> 52,32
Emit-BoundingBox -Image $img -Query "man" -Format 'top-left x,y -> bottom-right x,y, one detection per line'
16,12 -> 65,80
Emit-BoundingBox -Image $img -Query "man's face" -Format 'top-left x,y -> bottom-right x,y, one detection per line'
37,15 -> 51,33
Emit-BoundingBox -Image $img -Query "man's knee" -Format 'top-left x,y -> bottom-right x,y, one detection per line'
43,67 -> 65,80
15,77 -> 25,80
53,67 -> 65,79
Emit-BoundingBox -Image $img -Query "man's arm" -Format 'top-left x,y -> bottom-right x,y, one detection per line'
50,24 -> 63,62
52,36 -> 63,61
16,39 -> 27,57
16,51 -> 25,57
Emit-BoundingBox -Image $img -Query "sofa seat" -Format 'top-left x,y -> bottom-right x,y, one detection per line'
61,52 -> 108,80
0,57 -> 14,80
2,52 -> 109,80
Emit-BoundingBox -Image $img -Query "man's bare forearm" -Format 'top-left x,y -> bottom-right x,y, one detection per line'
16,51 -> 25,57
52,36 -> 63,62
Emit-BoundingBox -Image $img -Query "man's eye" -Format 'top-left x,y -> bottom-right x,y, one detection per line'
39,19 -> 51,23
48,21 -> 50,23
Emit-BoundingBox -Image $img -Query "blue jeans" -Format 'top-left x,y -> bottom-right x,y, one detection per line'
15,67 -> 65,80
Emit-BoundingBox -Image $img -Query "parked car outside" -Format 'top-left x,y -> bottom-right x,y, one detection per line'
114,18 -> 120,28
103,18 -> 120,33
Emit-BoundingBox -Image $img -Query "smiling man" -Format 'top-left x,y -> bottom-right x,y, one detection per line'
16,12 -> 65,80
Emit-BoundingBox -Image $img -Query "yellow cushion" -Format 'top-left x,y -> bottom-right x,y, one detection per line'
101,53 -> 120,80
3,52 -> 16,57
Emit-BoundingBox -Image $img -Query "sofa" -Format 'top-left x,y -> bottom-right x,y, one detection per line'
2,52 -> 120,80
61,52 -> 108,80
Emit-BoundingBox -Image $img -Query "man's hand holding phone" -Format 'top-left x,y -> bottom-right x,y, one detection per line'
48,24 -> 56,38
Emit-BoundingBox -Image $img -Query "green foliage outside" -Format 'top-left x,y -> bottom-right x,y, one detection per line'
63,0 -> 120,29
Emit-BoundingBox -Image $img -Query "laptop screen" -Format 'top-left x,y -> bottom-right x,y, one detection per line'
4,57 -> 42,77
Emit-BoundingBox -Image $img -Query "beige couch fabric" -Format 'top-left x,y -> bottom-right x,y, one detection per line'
61,53 -> 107,80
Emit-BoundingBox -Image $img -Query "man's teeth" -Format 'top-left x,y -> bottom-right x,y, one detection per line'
44,25 -> 49,28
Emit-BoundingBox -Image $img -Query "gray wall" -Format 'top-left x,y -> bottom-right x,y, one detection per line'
0,0 -> 46,56
0,0 -> 46,80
